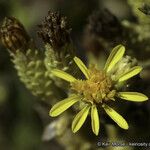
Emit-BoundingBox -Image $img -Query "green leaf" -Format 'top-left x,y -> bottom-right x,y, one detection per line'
117,66 -> 142,82
118,92 -> 148,102
102,104 -> 129,130
91,105 -> 100,136
51,69 -> 76,82
104,45 -> 125,73
49,95 -> 81,117
72,105 -> 90,133
74,57 -> 90,79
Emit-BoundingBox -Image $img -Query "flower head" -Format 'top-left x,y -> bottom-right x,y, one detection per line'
49,44 -> 148,135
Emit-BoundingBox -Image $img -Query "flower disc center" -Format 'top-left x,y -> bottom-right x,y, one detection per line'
71,66 -> 116,104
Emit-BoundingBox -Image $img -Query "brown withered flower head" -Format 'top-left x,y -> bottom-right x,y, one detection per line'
83,9 -> 124,56
86,9 -> 123,40
0,17 -> 30,53
37,11 -> 71,49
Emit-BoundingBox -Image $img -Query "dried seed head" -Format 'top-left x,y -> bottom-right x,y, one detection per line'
37,11 -> 71,49
0,17 -> 30,53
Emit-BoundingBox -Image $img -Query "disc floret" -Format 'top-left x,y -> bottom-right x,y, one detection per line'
71,66 -> 115,104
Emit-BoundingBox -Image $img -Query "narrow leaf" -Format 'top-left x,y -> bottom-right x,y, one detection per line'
72,105 -> 90,133
118,66 -> 142,82
102,104 -> 129,130
49,95 -> 80,117
104,45 -> 125,73
118,92 -> 148,102
91,105 -> 100,136
74,57 -> 90,79
51,69 -> 76,82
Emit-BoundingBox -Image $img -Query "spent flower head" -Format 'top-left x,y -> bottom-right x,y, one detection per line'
37,11 -> 71,49
86,9 -> 123,40
49,44 -> 148,135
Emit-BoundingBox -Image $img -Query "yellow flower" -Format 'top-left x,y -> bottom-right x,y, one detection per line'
49,44 -> 148,136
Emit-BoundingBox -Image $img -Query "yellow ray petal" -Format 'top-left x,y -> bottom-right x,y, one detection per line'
51,69 -> 76,82
102,104 -> 129,130
104,45 -> 125,73
117,66 -> 142,82
118,92 -> 148,102
74,56 -> 90,79
49,95 -> 81,117
91,105 -> 100,136
72,105 -> 90,133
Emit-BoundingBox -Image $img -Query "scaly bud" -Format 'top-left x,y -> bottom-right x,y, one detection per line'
0,17 -> 30,53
